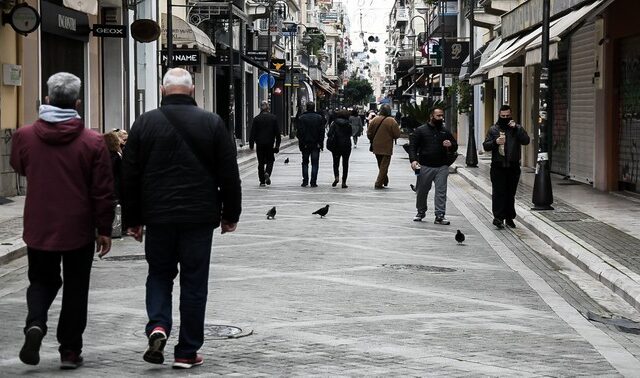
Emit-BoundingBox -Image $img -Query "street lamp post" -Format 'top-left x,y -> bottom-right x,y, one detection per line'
532,0 -> 554,209
406,14 -> 427,103
465,0 -> 478,167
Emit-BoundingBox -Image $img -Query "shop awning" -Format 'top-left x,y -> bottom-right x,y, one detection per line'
524,0 -> 610,66
313,80 -> 335,95
161,14 -> 215,56
64,0 -> 97,15
458,40 -> 490,80
302,81 -> 315,104
402,74 -> 425,96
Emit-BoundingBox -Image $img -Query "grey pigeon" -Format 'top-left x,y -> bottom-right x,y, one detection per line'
266,206 -> 276,220
455,230 -> 465,244
284,157 -> 290,164
312,205 -> 330,218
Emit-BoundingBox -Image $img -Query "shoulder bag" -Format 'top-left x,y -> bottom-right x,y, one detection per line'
369,116 -> 388,152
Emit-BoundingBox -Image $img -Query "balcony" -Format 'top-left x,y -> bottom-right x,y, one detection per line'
478,0 -> 519,16
428,1 -> 458,38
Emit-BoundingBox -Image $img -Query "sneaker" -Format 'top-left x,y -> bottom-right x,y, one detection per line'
413,212 -> 426,222
493,218 -> 504,229
505,219 -> 516,228
264,173 -> 271,185
143,327 -> 167,364
60,350 -> 83,370
19,326 -> 44,365
173,354 -> 204,369
259,183 -> 266,187
434,216 -> 450,225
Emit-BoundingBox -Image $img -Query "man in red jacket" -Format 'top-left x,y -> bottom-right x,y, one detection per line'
10,72 -> 114,370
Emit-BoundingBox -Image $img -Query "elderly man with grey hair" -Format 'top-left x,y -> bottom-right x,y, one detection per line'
122,67 -> 241,369
249,100 -> 281,186
11,72 -> 114,369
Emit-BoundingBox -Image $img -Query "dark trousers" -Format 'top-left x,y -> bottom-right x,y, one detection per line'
25,243 -> 94,354
375,154 -> 391,187
144,223 -> 214,359
301,148 -> 320,185
332,150 -> 351,183
490,164 -> 521,221
256,144 -> 274,184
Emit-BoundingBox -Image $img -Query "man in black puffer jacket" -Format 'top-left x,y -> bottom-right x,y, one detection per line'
483,104 -> 530,229
296,101 -> 326,187
121,68 -> 241,369
408,107 -> 457,225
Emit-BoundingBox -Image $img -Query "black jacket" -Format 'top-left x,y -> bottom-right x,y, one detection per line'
408,122 -> 458,167
250,111 -> 281,149
297,111 -> 326,151
121,94 -> 241,227
328,118 -> 352,153
482,122 -> 530,167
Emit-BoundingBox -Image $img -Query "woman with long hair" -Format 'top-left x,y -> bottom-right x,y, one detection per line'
327,109 -> 353,188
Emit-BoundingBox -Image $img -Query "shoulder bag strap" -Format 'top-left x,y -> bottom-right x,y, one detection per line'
160,107 -> 214,179
371,116 -> 388,142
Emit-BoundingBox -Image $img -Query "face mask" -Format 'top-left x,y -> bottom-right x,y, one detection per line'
498,117 -> 511,126
432,119 -> 443,127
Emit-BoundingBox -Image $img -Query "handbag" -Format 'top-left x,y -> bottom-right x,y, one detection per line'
445,147 -> 459,166
326,123 -> 337,152
369,116 -> 388,152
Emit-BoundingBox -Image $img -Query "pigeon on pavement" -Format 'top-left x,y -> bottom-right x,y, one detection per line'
266,206 -> 276,220
284,157 -> 290,164
312,205 -> 330,218
455,230 -> 465,244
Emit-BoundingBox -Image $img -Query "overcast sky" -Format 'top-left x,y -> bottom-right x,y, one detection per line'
341,0 -> 394,66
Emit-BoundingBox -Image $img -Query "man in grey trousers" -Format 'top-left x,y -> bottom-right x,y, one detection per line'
408,108 -> 458,225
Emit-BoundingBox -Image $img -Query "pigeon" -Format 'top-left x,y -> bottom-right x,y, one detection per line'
266,206 -> 276,220
455,230 -> 465,244
284,157 -> 290,164
410,184 -> 416,192
312,204 -> 330,218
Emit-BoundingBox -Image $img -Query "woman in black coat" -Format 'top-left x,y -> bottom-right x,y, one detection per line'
327,109 -> 353,188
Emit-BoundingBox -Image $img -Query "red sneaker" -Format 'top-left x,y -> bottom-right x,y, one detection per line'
172,354 -> 204,369
143,327 -> 167,364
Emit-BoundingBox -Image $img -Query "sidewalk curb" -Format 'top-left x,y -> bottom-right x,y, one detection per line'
457,167 -> 640,312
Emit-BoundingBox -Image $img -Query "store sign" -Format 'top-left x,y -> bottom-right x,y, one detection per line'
443,40 -> 469,74
41,2 -> 90,42
246,50 -> 268,61
160,49 -> 201,66
319,11 -> 338,24
92,24 -> 127,38
4,3 -> 40,36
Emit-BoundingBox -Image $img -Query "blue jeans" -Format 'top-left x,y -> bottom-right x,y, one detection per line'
144,223 -> 214,359
301,148 -> 320,185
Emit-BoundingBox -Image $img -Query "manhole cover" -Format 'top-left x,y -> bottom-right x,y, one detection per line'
382,264 -> 456,273
204,324 -> 252,339
103,255 -> 146,261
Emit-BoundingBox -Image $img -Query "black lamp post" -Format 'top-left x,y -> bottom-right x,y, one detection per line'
465,0 -> 478,167
531,0 -> 554,210
406,14 -> 427,102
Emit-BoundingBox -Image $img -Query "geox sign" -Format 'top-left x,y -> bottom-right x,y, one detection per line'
92,24 -> 127,38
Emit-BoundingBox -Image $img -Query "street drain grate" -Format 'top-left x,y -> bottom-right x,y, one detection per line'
103,255 -> 146,261
382,264 -> 456,273
205,324 -> 253,339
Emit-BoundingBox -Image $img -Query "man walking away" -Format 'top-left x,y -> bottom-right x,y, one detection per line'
482,105 -> 530,229
121,68 -> 242,369
408,107 -> 457,225
296,101 -> 326,187
11,72 -> 114,370
250,101 -> 281,187
367,104 -> 401,189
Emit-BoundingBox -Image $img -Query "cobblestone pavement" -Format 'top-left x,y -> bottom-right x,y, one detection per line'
1,142 -> 639,376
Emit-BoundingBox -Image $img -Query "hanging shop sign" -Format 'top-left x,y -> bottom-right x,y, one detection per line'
161,49 -> 201,66
443,40 -> 469,74
92,24 -> 126,38
40,1 -> 90,42
2,3 -> 40,35
246,50 -> 268,62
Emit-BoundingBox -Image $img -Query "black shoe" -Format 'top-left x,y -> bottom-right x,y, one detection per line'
434,216 -> 450,225
301,182 -> 308,187
332,178 -> 338,187
310,183 -> 318,187
505,219 -> 516,228
341,183 -> 348,188
264,173 -> 271,185
493,218 -> 504,229
60,350 -> 84,370
19,326 -> 44,365
143,327 -> 167,364
413,212 -> 425,222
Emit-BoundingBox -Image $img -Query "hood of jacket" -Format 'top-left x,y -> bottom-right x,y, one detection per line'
35,105 -> 84,145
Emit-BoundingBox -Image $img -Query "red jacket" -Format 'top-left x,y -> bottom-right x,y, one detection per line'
10,118 -> 114,251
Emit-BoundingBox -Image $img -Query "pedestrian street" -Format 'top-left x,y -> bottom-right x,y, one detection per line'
0,141 -> 639,376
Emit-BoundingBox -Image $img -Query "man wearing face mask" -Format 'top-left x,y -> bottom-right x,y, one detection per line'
408,108 -> 457,225
482,105 -> 530,229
